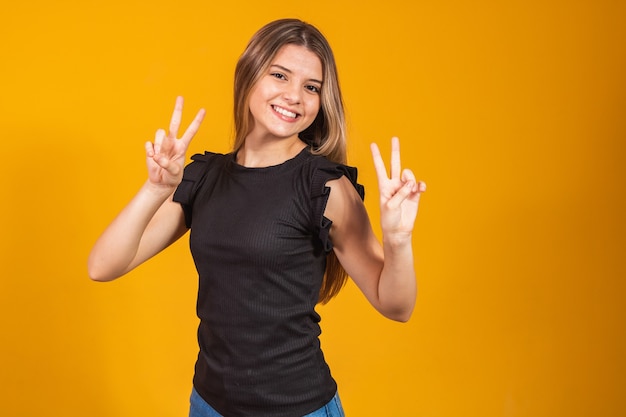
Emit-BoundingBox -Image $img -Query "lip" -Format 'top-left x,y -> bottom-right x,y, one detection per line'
272,105 -> 300,121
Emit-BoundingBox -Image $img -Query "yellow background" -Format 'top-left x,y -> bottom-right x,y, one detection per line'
1,0 -> 624,416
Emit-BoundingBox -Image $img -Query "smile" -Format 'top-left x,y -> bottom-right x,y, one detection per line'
272,105 -> 299,119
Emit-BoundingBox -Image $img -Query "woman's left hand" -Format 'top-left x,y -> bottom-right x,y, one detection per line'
371,137 -> 426,244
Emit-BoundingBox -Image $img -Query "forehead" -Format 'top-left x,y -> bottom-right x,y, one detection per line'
271,44 -> 323,79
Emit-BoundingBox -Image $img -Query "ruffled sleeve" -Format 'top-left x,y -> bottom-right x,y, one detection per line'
310,161 -> 365,253
173,152 -> 214,228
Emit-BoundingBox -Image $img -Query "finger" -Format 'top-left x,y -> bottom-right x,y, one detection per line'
402,169 -> 427,193
168,96 -> 184,139
153,128 -> 166,154
181,108 -> 206,147
145,141 -> 155,158
370,142 -> 390,183
390,136 -> 401,180
153,153 -> 171,170
401,168 -> 416,183
386,180 -> 418,209
401,168 -> 419,193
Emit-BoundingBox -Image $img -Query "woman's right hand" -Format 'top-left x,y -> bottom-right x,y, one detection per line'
145,96 -> 205,188
89,97 -> 204,281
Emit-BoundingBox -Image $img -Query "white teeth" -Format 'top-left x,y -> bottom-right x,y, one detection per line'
273,106 -> 297,118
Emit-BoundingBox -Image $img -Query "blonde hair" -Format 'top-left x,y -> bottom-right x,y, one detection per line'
233,19 -> 349,303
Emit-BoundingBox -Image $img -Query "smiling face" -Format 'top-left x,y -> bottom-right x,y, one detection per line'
246,44 -> 323,145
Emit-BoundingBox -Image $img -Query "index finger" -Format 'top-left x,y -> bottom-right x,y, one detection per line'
370,142 -> 390,183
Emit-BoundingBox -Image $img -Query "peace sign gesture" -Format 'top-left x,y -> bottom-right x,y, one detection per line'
145,96 -> 205,189
371,137 -> 426,243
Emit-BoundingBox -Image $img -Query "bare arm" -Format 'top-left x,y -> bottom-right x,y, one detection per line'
87,184 -> 188,281
87,97 -> 205,281
326,137 -> 426,322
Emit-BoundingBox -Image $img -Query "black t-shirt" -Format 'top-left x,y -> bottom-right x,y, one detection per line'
173,147 -> 364,417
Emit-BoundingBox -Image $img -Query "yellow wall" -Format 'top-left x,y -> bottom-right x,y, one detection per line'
1,1 -> 624,416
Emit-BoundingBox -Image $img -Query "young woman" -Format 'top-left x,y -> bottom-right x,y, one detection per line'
88,18 -> 426,417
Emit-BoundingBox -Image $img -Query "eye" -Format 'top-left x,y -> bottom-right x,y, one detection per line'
305,85 -> 321,94
270,72 -> 286,80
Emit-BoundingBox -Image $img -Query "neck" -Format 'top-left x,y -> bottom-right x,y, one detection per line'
236,136 -> 307,168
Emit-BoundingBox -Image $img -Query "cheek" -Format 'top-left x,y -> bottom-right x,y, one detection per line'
307,98 -> 321,118
248,87 -> 268,116
248,81 -> 270,104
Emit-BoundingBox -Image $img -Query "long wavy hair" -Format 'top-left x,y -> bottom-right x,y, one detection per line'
233,19 -> 349,304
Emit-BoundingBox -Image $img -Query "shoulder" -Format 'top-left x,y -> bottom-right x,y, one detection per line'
182,151 -> 231,180
325,176 -> 367,221
173,151 -> 231,206
305,152 -> 365,200
188,151 -> 230,165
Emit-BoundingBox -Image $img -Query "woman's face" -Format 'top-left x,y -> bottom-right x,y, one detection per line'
246,44 -> 323,143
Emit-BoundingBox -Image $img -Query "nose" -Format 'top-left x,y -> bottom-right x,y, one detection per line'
282,81 -> 302,104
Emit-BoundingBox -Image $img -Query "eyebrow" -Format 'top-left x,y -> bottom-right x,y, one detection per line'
270,64 -> 323,85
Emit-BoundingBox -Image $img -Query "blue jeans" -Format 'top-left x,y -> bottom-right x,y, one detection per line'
189,387 -> 345,417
